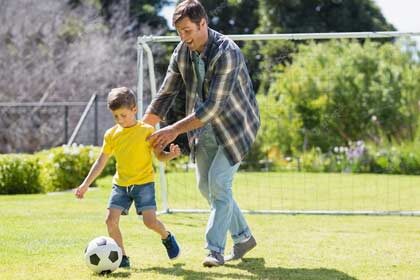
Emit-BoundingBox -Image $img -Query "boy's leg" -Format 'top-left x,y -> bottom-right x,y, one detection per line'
131,183 -> 180,260
131,183 -> 161,237
105,208 -> 126,255
142,209 -> 168,239
142,209 -> 180,260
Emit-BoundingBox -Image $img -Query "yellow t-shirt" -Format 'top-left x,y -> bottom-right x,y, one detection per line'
101,121 -> 155,186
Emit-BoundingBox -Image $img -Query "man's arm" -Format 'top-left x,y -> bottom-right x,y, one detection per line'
142,113 -> 161,127
194,49 -> 240,123
148,113 -> 204,149
147,50 -> 240,149
144,45 -> 183,122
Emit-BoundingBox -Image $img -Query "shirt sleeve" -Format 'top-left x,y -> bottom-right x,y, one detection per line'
145,44 -> 183,120
145,125 -> 155,151
195,49 -> 241,123
101,130 -> 113,155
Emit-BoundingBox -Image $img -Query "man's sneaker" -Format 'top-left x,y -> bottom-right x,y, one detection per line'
162,232 -> 180,259
203,251 -> 224,267
119,255 -> 130,268
224,235 -> 257,262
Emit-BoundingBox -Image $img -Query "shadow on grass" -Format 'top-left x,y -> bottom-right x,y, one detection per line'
100,271 -> 131,278
226,258 -> 358,280
141,259 -> 358,280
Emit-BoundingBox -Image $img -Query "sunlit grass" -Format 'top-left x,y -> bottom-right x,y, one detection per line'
0,173 -> 419,280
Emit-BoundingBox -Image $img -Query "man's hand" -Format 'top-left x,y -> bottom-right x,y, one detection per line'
148,125 -> 179,149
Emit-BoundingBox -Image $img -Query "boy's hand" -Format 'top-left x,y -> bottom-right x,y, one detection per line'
74,184 -> 89,199
168,143 -> 181,159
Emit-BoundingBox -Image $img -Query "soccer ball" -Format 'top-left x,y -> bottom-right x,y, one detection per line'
84,236 -> 122,274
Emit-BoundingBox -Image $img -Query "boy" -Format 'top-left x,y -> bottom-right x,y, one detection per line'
75,87 -> 181,269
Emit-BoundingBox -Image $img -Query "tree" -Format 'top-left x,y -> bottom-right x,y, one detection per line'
263,39 -> 420,154
199,0 -> 259,35
0,0 -> 168,152
245,0 -> 395,93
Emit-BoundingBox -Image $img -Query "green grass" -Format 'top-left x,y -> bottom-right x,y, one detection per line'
0,172 -> 420,279
165,171 -> 420,211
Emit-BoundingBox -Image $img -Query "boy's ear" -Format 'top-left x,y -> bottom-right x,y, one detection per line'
131,106 -> 138,113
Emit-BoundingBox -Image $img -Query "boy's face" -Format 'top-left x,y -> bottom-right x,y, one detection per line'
175,16 -> 208,53
111,107 -> 137,128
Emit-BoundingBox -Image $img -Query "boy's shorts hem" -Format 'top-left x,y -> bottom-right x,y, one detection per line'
137,205 -> 157,215
107,182 -> 157,216
108,204 -> 129,215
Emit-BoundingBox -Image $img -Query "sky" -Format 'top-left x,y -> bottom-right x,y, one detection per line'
374,0 -> 420,32
160,0 -> 420,36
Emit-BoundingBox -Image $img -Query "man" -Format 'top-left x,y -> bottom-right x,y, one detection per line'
143,0 -> 260,267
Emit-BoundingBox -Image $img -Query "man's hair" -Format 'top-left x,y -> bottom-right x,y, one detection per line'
173,0 -> 208,26
107,87 -> 136,111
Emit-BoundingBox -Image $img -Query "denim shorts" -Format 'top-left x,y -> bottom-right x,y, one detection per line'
107,182 -> 157,215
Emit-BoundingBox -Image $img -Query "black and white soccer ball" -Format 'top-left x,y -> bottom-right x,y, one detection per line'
84,236 -> 122,274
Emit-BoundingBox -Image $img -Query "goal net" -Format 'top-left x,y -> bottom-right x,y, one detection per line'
137,31 -> 420,216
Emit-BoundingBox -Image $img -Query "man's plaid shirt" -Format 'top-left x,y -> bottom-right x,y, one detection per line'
145,28 -> 260,165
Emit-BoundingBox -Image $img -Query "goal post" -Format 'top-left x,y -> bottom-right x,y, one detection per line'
137,31 -> 420,216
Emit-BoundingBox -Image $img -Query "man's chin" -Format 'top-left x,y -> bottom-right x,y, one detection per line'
186,43 -> 196,51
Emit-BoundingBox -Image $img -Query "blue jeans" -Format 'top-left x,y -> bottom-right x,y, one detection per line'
195,125 -> 252,253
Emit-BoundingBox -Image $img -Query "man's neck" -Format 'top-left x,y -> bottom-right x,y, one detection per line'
197,28 -> 209,53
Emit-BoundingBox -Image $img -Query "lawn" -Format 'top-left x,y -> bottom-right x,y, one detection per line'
0,172 -> 419,280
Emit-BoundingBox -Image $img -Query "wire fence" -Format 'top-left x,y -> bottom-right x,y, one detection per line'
0,99 -> 114,153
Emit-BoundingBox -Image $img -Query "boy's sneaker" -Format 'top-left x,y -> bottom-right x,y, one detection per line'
203,251 -> 224,267
119,255 -> 130,269
224,235 -> 257,262
162,232 -> 180,259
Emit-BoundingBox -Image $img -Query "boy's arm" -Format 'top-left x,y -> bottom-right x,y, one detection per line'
153,143 -> 181,161
74,152 -> 110,199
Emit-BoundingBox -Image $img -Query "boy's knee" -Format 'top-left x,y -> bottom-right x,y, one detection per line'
143,216 -> 157,229
105,216 -> 118,228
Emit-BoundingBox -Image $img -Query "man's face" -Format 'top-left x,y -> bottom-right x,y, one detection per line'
175,17 -> 208,53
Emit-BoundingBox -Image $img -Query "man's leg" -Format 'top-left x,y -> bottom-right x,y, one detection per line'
205,146 -> 240,254
195,127 -> 219,204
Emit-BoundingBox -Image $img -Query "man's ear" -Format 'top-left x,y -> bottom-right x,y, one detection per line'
200,18 -> 206,28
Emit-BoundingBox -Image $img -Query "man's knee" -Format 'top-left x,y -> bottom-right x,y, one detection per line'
208,175 -> 231,201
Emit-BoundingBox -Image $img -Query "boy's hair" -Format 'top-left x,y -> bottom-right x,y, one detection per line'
107,87 -> 136,111
173,0 -> 208,26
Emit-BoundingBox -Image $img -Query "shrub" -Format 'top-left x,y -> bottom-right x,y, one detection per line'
282,142 -> 420,175
37,144 -> 100,192
0,154 -> 43,194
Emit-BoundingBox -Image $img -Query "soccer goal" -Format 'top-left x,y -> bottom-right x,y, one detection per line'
137,31 -> 420,216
